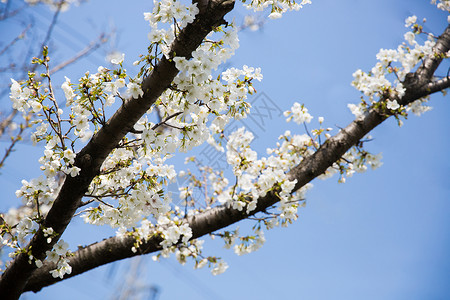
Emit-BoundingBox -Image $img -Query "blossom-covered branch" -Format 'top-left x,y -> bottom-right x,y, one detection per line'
1,0 -> 449,298
23,22 -> 450,293
0,0 -> 235,298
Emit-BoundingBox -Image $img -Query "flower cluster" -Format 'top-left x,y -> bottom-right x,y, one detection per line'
144,0 -> 199,59
157,216 -> 193,249
9,79 -> 42,114
284,102 -> 313,124
15,176 -> 59,207
349,16 -> 437,118
233,228 -> 266,255
319,139 -> 383,184
242,0 -> 311,19
167,98 -> 386,271
219,126 -> 302,216
145,0 -> 199,29
45,240 -> 73,279
79,25 -> 263,237
1,0 -> 406,280
3,0 -> 271,277
431,0 -> 450,13
15,217 -> 39,243
151,229 -> 228,276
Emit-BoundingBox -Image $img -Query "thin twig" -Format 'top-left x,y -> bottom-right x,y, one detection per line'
152,111 -> 183,130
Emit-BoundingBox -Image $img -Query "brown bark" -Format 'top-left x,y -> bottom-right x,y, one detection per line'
23,24 -> 450,294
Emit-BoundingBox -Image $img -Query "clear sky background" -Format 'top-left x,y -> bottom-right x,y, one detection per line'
1,0 -> 449,299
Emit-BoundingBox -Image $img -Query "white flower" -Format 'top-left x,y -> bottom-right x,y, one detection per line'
66,166 -> 81,177
46,250 -> 60,263
43,227 -> 54,236
222,67 -> 242,83
50,269 -> 63,278
53,239 -> 69,256
109,52 -> 125,64
179,223 -> 192,243
35,259 -> 43,268
404,31 -> 416,45
9,79 -> 31,112
376,49 -> 398,66
211,261 -> 228,275
30,100 -> 42,113
61,77 -> 75,105
347,103 -> 365,117
281,179 -> 297,196
16,217 -> 37,240
50,260 -> 72,279
174,57 -> 189,72
395,83 -> 406,99
244,15 -> 260,31
63,149 -> 76,164
408,99 -> 432,116
285,102 -> 313,124
148,29 -> 164,43
115,78 -> 126,89
404,15 -> 417,27
103,82 -> 118,95
59,261 -> 72,276
127,82 -> 144,99
268,12 -> 282,19
142,128 -> 156,145
44,227 -> 54,243
195,258 -> 208,269
10,79 -> 22,98
366,153 -> 383,170
386,99 -> 400,110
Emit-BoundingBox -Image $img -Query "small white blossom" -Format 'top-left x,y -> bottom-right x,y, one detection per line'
386,99 -> 400,110
284,102 -> 313,124
404,31 -> 416,45
127,82 -> 144,99
268,12 -> 282,19
109,52 -> 124,65
211,261 -> 228,275
404,15 -> 417,27
61,77 -> 75,105
53,240 -> 69,256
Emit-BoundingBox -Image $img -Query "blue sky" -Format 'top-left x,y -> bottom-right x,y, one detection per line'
1,0 -> 449,299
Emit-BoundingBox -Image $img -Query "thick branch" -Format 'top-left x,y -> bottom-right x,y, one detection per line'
416,25 -> 450,81
23,22 -> 450,294
0,1 -> 235,299
403,25 -> 450,91
407,76 -> 450,101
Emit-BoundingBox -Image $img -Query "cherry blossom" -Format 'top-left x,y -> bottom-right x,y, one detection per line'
2,0 -> 448,288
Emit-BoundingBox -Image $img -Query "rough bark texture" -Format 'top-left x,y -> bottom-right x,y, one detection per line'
0,1 -> 235,299
22,24 -> 450,293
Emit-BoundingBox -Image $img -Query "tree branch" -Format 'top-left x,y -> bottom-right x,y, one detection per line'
416,25 -> 450,81
420,76 -> 450,95
23,21 -> 450,295
403,25 -> 450,91
0,1 -> 235,298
